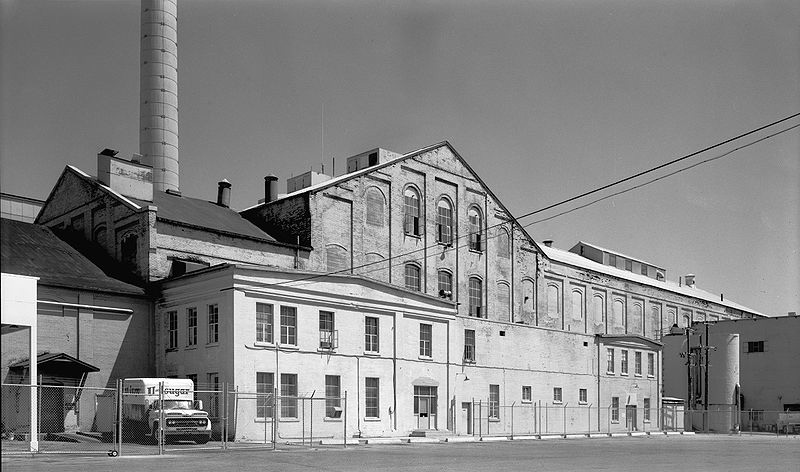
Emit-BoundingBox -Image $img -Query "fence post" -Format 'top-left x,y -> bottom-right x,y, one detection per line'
607,405 -> 611,434
343,391 -> 347,448
310,391 -> 314,446
273,387 -> 278,450
222,382 -> 228,449
117,378 -> 123,456
511,402 -> 515,439
161,381 -> 167,454
563,403 -> 568,436
302,393 -> 306,446
478,400 -> 483,438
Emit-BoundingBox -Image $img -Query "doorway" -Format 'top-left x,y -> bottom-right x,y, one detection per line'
414,386 -> 437,430
626,405 -> 638,431
460,402 -> 472,435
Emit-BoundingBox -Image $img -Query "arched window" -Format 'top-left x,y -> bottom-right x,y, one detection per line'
612,298 -> 625,333
365,187 -> 385,227
631,301 -> 643,335
571,289 -> 584,332
593,294 -> 606,331
497,281 -> 511,322
403,186 -> 421,236
93,224 -> 107,245
326,244 -> 349,273
437,270 -> 453,299
522,279 -> 535,315
121,233 -> 138,266
436,198 -> 453,245
404,263 -> 421,291
469,277 -> 483,317
547,284 -> 560,319
468,206 -> 482,252
497,228 -> 510,258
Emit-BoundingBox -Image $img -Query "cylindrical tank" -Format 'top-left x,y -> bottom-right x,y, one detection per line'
707,333 -> 739,432
140,0 -> 179,193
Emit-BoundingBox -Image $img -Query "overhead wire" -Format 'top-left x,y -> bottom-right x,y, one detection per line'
260,114 -> 800,289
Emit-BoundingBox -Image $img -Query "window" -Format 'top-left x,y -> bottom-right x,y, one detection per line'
207,373 -> 219,416
419,324 -> 432,357
635,352 -> 642,376
498,282 -> 511,322
404,263 -> 421,292
489,384 -> 500,418
121,233 -> 138,266
641,264 -> 648,276
464,329 -> 475,363
403,187 -> 421,236
365,378 -> 380,418
167,311 -> 178,350
621,350 -> 629,375
436,198 -> 453,245
256,303 -> 274,343
497,228 -> 510,258
437,270 -> 453,299
607,348 -> 615,373
256,372 -> 274,419
749,410 -> 765,423
522,386 -> 532,402
647,352 -> 655,377
325,375 -> 341,418
625,259 -> 633,271
468,207 -> 482,251
365,187 -> 385,226
553,387 -> 563,403
326,245 -> 349,273
319,311 -> 335,350
186,374 -> 197,400
186,307 -> 197,346
365,317 -> 379,353
746,341 -> 765,353
643,398 -> 651,422
611,397 -> 620,423
207,304 -> 219,344
280,306 -> 297,345
280,373 -> 298,418
608,254 -> 616,267
579,388 -> 588,404
93,224 -> 107,244
414,386 -> 437,417
469,277 -> 483,317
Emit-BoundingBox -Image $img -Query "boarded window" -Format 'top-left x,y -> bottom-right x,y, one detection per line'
571,289 -> 584,331
497,282 -> 511,322
497,228 -> 510,258
365,187 -> 385,226
404,187 -> 421,236
613,299 -> 625,332
547,284 -> 560,319
326,245 -> 349,273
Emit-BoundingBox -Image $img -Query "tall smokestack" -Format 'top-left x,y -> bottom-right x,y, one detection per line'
140,0 -> 179,193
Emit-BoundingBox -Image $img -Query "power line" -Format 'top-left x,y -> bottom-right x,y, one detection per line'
262,114 -> 800,289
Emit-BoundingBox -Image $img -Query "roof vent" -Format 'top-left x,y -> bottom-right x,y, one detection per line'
543,240 -> 554,247
684,274 -> 696,288
216,179 -> 231,208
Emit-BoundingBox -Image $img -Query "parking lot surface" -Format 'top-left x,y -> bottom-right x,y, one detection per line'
3,434 -> 799,472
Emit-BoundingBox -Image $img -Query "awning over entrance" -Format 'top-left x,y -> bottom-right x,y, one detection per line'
9,352 -> 99,379
412,376 -> 439,387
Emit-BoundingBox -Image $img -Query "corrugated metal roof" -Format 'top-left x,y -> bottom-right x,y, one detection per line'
1,218 -> 144,295
130,192 -> 277,242
541,244 -> 766,317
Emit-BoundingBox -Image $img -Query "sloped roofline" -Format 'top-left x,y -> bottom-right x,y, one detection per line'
241,141 -> 545,254
35,165 -> 141,224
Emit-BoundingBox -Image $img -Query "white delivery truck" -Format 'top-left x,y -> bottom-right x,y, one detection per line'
99,378 -> 212,444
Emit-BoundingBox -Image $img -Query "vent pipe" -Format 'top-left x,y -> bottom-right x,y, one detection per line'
684,274 -> 696,288
216,179 -> 231,208
264,175 -> 279,203
140,0 -> 179,192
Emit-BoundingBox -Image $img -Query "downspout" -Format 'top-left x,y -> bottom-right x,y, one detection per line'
597,337 -> 601,431
393,312 -> 398,431
446,319 -> 450,431
357,356 -> 361,437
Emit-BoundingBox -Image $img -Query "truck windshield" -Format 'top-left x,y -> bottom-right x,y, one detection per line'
154,400 -> 193,410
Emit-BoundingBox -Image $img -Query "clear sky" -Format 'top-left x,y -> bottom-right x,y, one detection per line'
1,0 -> 798,317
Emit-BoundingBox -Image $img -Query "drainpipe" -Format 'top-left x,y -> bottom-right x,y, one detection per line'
393,312 -> 398,431
356,356 -> 361,437
446,319 -> 450,432
597,338 -> 601,431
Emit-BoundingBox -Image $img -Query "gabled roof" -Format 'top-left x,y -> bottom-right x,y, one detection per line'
9,352 -> 100,373
541,244 -> 766,317
241,141 -> 545,254
1,218 -> 144,295
128,191 -> 279,243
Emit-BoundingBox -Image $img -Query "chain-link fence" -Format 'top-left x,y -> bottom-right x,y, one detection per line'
227,389 -> 348,449
1,383 -> 118,455
463,401 -> 693,437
